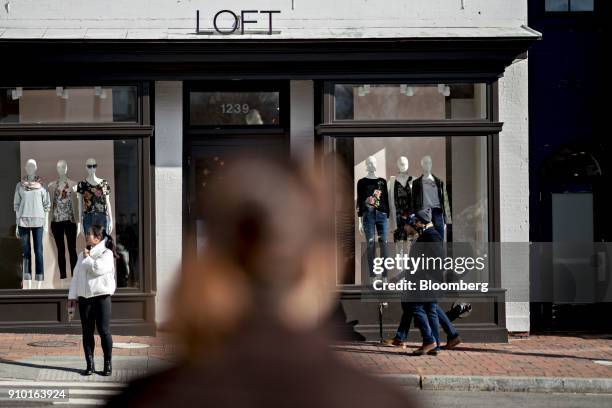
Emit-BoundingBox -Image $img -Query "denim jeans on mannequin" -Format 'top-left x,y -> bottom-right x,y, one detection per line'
82,212 -> 108,236
363,208 -> 389,278
18,226 -> 44,281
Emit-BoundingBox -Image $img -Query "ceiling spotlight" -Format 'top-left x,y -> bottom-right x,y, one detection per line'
56,87 -> 63,97
94,86 -> 107,99
438,84 -> 451,97
400,84 -> 414,96
11,86 -> 23,100
357,84 -> 371,97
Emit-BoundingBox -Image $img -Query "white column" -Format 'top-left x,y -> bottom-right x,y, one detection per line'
290,80 -> 315,166
154,81 -> 183,328
498,59 -> 530,333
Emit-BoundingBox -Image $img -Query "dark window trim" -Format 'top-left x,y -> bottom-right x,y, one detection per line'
185,80 -> 289,131
317,122 -> 503,137
318,79 -> 502,290
0,124 -> 154,297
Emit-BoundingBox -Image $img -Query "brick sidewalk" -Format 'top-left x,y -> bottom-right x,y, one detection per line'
0,333 -> 178,363
334,335 -> 612,378
1,332 -> 611,379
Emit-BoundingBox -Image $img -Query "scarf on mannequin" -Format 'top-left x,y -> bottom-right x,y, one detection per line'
21,175 -> 42,191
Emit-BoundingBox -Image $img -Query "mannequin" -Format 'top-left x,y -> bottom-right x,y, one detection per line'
388,157 -> 413,265
48,160 -> 80,288
412,155 -> 452,240
77,158 -> 113,238
356,156 -> 390,279
13,159 -> 50,289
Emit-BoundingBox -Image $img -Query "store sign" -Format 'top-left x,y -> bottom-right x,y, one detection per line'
195,9 -> 281,35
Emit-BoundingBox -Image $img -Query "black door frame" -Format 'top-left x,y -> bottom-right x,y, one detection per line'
182,80 -> 290,261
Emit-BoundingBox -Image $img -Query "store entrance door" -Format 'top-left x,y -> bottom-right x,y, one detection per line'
184,136 -> 288,258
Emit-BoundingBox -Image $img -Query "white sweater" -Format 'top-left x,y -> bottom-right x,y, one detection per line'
68,239 -> 116,299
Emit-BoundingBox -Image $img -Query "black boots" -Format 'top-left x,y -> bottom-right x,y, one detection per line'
102,359 -> 112,376
83,354 -> 95,376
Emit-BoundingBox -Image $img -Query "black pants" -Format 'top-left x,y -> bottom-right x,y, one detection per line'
78,295 -> 113,362
51,221 -> 78,279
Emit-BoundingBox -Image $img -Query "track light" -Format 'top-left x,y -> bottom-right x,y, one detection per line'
400,84 -> 414,96
11,87 -> 22,100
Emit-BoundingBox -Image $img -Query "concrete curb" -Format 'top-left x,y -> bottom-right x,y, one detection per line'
378,374 -> 612,394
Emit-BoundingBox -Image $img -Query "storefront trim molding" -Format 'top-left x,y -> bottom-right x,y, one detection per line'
316,122 -> 504,137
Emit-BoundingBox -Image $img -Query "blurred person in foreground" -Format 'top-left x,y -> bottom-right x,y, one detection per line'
106,157 -> 417,407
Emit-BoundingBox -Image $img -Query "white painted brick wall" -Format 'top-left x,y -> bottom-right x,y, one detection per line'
498,58 -> 530,332
0,0 -> 529,39
154,81 -> 183,327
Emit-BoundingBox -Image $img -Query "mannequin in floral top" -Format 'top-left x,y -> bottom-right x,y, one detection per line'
48,160 -> 80,288
76,158 -> 113,238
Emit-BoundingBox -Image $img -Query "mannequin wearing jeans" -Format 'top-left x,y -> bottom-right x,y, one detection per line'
48,160 -> 80,287
77,158 -> 114,238
13,159 -> 50,289
357,156 -> 390,278
411,155 -> 452,241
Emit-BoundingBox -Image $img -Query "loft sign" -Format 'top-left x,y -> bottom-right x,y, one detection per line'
195,9 -> 281,35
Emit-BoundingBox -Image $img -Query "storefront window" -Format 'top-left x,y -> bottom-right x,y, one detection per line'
0,139 -> 141,290
0,86 -> 138,124
334,83 -> 487,121
190,91 -> 281,126
328,135 -> 489,285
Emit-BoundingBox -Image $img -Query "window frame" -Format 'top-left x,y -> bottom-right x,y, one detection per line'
0,81 -> 154,297
544,0 -> 596,15
317,80 -> 502,289
0,82 -> 145,126
185,80 -> 290,133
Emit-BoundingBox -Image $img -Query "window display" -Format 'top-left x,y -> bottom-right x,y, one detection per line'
0,140 -> 140,290
329,136 -> 489,285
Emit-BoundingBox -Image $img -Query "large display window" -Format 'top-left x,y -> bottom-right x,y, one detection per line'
320,81 -> 498,286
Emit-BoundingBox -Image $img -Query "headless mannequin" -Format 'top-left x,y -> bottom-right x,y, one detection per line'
77,158 -> 114,235
358,156 -> 379,235
49,160 -> 80,289
15,159 -> 48,289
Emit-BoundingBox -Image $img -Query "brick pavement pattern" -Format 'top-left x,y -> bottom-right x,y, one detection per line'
333,335 -> 612,378
1,333 -> 611,379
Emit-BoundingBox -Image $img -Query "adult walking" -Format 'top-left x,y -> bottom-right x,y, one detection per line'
68,224 -> 116,376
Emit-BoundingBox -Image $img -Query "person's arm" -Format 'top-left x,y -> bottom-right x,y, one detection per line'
82,249 -> 115,277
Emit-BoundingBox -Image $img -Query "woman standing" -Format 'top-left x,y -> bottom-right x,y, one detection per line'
68,224 -> 116,376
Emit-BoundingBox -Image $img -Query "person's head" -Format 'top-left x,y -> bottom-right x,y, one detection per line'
85,224 -> 116,256
173,156 -> 337,356
85,224 -> 105,247
413,208 -> 432,229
